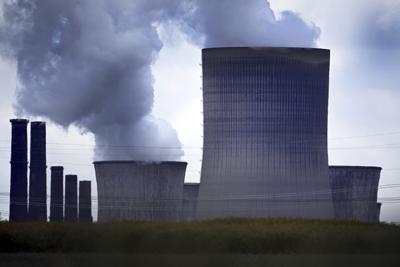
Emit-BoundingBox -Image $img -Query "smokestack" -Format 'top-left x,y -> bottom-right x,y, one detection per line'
50,166 -> 64,222
9,119 -> 29,222
79,181 -> 92,223
29,121 -> 47,221
65,175 -> 78,222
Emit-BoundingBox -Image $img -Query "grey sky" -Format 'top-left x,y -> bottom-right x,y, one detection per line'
0,0 -> 399,222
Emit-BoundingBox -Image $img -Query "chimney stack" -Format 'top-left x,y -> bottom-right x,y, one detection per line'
65,175 -> 78,222
50,166 -> 64,222
79,181 -> 93,223
29,121 -> 47,221
9,119 -> 29,222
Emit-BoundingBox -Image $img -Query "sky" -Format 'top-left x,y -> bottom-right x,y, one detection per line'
0,0 -> 399,222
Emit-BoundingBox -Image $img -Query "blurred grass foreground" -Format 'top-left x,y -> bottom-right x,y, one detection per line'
0,218 -> 399,254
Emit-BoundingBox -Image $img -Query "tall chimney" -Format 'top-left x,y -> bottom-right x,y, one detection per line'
65,175 -> 78,222
50,166 -> 64,222
9,119 -> 29,222
29,121 -> 47,221
79,181 -> 93,223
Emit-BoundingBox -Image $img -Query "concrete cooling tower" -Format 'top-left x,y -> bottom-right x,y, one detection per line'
197,47 -> 334,219
181,183 -> 200,221
94,161 -> 187,222
329,166 -> 382,223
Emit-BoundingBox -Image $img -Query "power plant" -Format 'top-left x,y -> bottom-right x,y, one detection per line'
50,166 -> 64,222
79,181 -> 93,223
65,175 -> 78,222
7,47 -> 385,224
29,121 -> 47,221
197,47 -> 334,219
9,119 -> 29,222
181,183 -> 200,221
329,166 -> 382,223
94,161 -> 187,222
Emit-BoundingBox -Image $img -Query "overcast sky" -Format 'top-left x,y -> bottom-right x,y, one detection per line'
0,0 -> 399,222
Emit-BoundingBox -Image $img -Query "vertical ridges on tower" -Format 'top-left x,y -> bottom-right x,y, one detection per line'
79,181 -> 93,223
29,121 -> 47,221
65,175 -> 78,222
181,183 -> 199,221
197,47 -> 333,219
50,166 -> 64,222
9,119 -> 29,222
329,166 -> 382,223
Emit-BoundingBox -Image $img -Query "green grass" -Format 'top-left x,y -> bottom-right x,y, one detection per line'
0,218 -> 399,254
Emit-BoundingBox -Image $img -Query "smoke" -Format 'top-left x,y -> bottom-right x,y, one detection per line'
0,0 -> 320,161
181,0 -> 320,47
0,0 -> 185,161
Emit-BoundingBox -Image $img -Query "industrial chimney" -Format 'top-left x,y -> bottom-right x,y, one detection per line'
79,181 -> 93,223
65,175 -> 78,222
9,119 -> 29,222
50,166 -> 64,222
29,121 -> 47,221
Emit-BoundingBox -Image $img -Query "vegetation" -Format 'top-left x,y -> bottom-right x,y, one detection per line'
0,218 -> 399,254
1,254 -> 400,267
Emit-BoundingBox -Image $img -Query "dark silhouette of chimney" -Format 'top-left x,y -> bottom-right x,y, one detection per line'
29,121 -> 47,221
65,175 -> 78,222
9,119 -> 29,222
79,181 -> 93,223
50,166 -> 64,222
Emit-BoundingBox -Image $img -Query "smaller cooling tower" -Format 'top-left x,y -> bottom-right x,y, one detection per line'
181,183 -> 200,221
329,166 -> 381,223
79,181 -> 93,223
50,166 -> 64,222
29,121 -> 47,221
9,119 -> 29,222
65,175 -> 78,222
94,161 -> 187,222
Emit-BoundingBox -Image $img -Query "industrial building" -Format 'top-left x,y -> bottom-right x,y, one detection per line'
9,119 -> 29,222
79,181 -> 93,223
65,175 -> 78,222
197,47 -> 334,219
329,166 -> 382,223
94,161 -> 187,222
29,121 -> 47,221
181,183 -> 199,221
50,166 -> 64,222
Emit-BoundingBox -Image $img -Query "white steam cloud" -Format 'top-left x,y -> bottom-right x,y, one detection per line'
0,0 -> 320,161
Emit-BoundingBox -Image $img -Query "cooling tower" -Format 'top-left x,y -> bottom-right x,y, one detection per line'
9,119 -> 29,222
29,121 -> 47,221
329,166 -> 381,223
65,175 -> 78,222
50,166 -> 64,222
181,183 -> 199,221
94,161 -> 187,222
198,47 -> 334,219
79,181 -> 93,223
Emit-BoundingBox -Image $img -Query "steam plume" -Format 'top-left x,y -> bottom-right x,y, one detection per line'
0,0 -> 184,161
0,0 -> 320,161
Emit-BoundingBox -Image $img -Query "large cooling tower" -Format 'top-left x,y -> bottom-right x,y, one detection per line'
329,166 -> 381,223
197,47 -> 334,219
94,161 -> 187,222
9,119 -> 29,222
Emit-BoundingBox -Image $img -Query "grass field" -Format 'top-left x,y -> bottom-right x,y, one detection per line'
1,218 -> 399,254
1,254 -> 400,267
